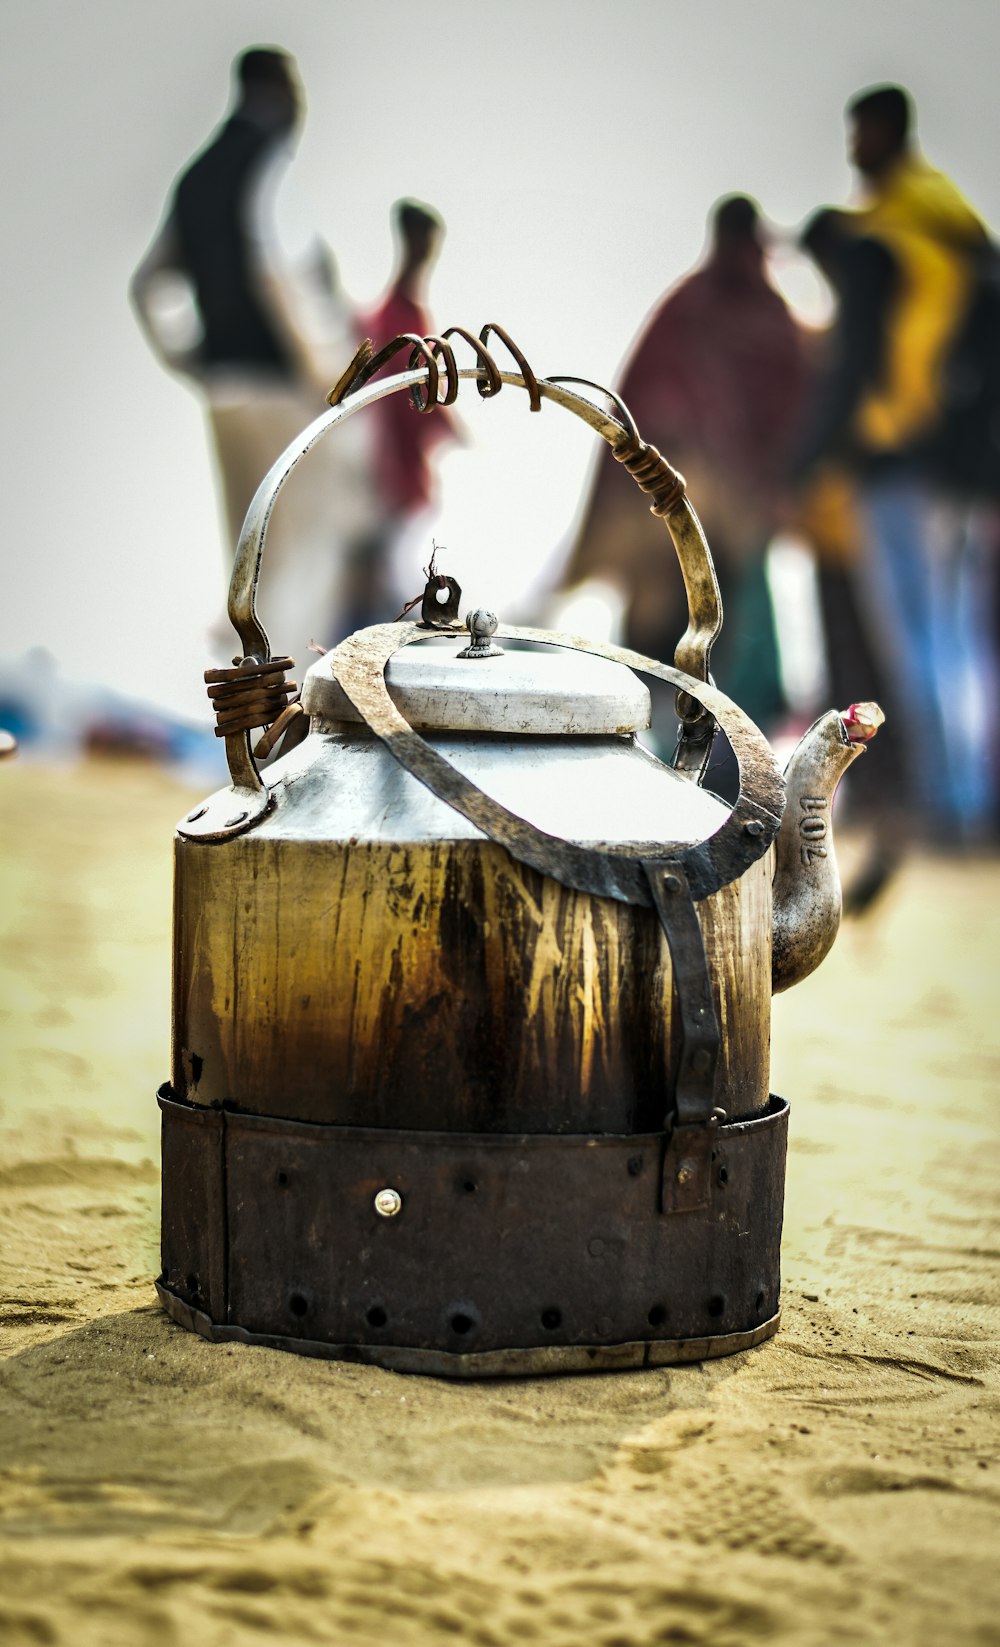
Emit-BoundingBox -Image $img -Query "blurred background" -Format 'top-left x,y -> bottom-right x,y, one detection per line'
2,17 -> 999,1629
1,0 -> 998,755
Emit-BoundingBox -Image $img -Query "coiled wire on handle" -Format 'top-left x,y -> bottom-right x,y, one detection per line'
204,656 -> 303,762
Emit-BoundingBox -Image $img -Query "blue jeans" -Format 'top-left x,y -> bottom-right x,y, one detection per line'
860,475 -> 998,839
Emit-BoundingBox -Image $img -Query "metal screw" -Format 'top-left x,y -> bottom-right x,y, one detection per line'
662,873 -> 682,894
744,819 -> 765,837
374,1187 -> 402,1218
186,806 -> 208,823
676,1162 -> 695,1186
690,1048 -> 712,1076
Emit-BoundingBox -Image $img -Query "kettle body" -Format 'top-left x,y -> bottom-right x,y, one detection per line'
173,642 -> 773,1136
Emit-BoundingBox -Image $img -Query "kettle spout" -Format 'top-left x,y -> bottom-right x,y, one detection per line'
771,702 -> 883,994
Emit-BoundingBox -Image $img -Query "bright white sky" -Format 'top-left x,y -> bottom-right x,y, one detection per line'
2,0 -> 998,720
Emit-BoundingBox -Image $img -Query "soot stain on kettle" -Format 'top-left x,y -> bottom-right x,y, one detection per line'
438,853 -> 488,974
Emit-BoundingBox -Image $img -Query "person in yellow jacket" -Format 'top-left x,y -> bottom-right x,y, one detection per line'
850,84 -> 988,456
794,85 -> 998,844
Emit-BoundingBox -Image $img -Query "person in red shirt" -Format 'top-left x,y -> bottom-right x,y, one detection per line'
561,196 -> 808,742
344,200 -> 455,626
366,200 -> 454,516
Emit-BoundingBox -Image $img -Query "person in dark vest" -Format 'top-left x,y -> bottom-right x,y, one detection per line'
131,47 -> 377,661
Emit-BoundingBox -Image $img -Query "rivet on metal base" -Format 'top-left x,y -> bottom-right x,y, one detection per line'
374,1187 -> 403,1217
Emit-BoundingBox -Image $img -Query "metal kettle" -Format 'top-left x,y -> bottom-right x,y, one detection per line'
158,326 -> 880,1375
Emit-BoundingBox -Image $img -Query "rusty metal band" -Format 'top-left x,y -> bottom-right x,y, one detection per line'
222,357 -> 723,792
328,622 -> 784,905
157,1087 -> 788,1377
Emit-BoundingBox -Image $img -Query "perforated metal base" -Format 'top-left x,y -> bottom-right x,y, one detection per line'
156,1281 -> 780,1377
158,1088 -> 788,1377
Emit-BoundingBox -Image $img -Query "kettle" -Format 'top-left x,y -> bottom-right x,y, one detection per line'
157,326 -> 880,1376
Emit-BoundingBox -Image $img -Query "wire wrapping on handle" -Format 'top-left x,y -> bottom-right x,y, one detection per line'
478,323 -> 542,410
441,327 -> 503,398
422,335 -> 461,405
205,656 -> 301,757
612,437 -> 687,516
330,331 -> 446,412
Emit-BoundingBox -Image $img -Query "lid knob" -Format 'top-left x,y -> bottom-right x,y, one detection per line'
457,609 -> 504,660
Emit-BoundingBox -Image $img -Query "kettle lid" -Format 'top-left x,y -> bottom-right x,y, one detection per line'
302,634 -> 652,735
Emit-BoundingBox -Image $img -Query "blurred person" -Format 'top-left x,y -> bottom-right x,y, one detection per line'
788,230 -> 909,907
561,195 -> 808,752
130,47 -> 376,663
347,199 -> 456,626
792,85 -> 999,844
366,201 -> 451,521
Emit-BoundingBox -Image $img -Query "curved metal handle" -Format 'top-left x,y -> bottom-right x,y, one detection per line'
229,365 -> 721,665
223,354 -> 722,790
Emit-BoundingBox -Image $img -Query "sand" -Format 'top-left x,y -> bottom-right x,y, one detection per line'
1,758 -> 998,1647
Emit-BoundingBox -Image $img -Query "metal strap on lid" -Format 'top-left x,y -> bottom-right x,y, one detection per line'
323,621 -> 783,908
324,621 -> 781,1136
